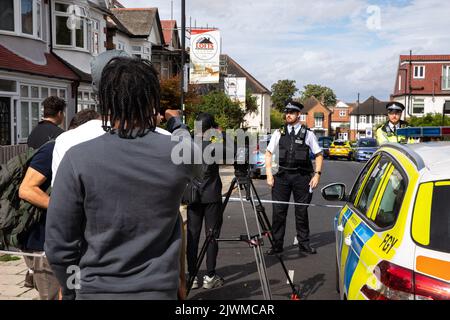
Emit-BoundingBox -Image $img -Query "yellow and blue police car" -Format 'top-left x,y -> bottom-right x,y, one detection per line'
322,127 -> 450,300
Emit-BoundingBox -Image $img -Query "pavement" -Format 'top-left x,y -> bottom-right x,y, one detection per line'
0,256 -> 39,300
0,166 -> 236,301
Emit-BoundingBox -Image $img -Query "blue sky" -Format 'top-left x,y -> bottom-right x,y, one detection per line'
120,0 -> 450,103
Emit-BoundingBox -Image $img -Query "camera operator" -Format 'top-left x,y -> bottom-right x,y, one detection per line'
265,100 -> 323,256
186,113 -> 224,290
45,57 -> 200,300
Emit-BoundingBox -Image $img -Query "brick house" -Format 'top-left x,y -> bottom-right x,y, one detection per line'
391,54 -> 450,117
299,96 -> 332,138
330,100 -> 355,141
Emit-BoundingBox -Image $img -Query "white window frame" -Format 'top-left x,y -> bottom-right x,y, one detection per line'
414,65 -> 425,79
443,66 -> 450,90
117,41 -> 125,51
300,114 -> 306,122
359,115 -> 367,124
314,117 -> 323,128
0,0 -> 42,40
412,98 -> 425,115
77,89 -> 98,112
53,1 -> 89,51
398,75 -> 402,91
16,83 -> 66,143
89,18 -> 100,55
339,110 -> 346,117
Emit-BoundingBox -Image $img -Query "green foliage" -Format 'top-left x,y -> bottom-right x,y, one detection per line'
271,80 -> 298,112
408,113 -> 450,127
270,109 -> 284,130
300,84 -> 337,107
245,90 -> 258,115
186,91 -> 246,130
0,254 -> 20,262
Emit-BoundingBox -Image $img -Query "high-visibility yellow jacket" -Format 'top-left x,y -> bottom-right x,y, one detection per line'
376,121 -> 412,145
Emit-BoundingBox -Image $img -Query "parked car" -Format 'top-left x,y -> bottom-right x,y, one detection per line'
329,140 -> 354,161
318,136 -> 333,159
322,140 -> 450,300
250,134 -> 274,178
354,138 -> 379,162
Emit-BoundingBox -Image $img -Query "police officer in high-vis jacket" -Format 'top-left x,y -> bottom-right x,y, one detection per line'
376,101 -> 410,145
265,101 -> 323,255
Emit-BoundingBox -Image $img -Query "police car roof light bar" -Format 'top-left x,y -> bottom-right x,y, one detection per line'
396,126 -> 450,138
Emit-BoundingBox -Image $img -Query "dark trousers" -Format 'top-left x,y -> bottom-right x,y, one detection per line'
187,202 -> 223,277
271,171 -> 313,250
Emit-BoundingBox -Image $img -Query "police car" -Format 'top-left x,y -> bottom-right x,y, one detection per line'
321,127 -> 450,300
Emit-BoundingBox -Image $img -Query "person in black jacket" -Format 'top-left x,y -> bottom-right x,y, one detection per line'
187,113 -> 224,290
27,96 -> 65,149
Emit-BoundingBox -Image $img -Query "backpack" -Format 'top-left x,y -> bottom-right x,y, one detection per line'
0,146 -> 47,250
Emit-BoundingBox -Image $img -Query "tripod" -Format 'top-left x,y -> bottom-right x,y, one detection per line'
186,169 -> 300,300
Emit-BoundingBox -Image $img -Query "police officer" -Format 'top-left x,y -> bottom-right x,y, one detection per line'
265,100 -> 323,255
376,101 -> 410,145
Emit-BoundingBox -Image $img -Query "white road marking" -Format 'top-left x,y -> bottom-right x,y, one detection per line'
287,270 -> 295,284
293,237 -> 299,246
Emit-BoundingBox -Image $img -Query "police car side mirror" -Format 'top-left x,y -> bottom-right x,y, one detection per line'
321,183 -> 347,202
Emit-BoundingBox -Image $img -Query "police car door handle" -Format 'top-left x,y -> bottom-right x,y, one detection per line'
337,224 -> 344,232
344,235 -> 352,247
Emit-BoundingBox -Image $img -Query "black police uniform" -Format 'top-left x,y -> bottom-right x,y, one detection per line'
269,102 -> 318,255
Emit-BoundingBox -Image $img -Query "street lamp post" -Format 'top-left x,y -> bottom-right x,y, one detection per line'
180,0 -> 186,122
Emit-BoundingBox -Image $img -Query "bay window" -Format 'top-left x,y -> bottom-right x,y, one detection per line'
0,0 -> 42,39
0,0 -> 15,32
54,2 -> 88,49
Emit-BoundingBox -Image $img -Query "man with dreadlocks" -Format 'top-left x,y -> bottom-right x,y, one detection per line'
45,56 -> 199,300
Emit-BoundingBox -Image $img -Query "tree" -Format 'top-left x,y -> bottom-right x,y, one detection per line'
160,76 -> 201,113
300,84 -> 337,107
245,89 -> 258,115
185,91 -> 246,130
270,109 -> 284,130
271,80 -> 298,112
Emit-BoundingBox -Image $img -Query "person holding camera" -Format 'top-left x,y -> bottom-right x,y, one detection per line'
186,113 -> 224,290
265,100 -> 323,256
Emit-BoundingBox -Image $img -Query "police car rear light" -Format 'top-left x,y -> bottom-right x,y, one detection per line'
378,261 -> 414,297
361,261 -> 414,300
415,273 -> 450,300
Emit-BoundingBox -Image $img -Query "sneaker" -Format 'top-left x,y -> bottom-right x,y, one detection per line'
189,276 -> 199,290
203,274 -> 224,289
186,276 -> 199,290
24,270 -> 34,288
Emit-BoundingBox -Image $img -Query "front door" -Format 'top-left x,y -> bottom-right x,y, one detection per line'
0,97 -> 11,145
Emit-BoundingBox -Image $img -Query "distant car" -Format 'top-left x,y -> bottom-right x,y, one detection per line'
354,138 -> 379,162
329,140 -> 354,161
319,136 -> 333,159
250,134 -> 274,178
322,139 -> 450,300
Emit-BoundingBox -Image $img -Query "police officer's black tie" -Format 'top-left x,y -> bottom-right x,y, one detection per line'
290,126 -> 295,140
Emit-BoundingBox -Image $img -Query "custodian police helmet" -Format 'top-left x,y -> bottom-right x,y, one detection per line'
283,100 -> 304,113
386,101 -> 405,113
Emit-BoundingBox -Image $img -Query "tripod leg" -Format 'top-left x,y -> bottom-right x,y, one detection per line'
186,178 -> 237,297
241,186 -> 273,300
249,179 -> 300,299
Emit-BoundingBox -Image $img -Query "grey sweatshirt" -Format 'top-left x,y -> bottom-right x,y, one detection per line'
45,128 -> 199,300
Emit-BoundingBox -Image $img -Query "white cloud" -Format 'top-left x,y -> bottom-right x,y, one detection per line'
120,0 -> 450,102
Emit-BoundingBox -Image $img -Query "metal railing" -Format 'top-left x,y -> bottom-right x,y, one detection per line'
0,145 -> 29,165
